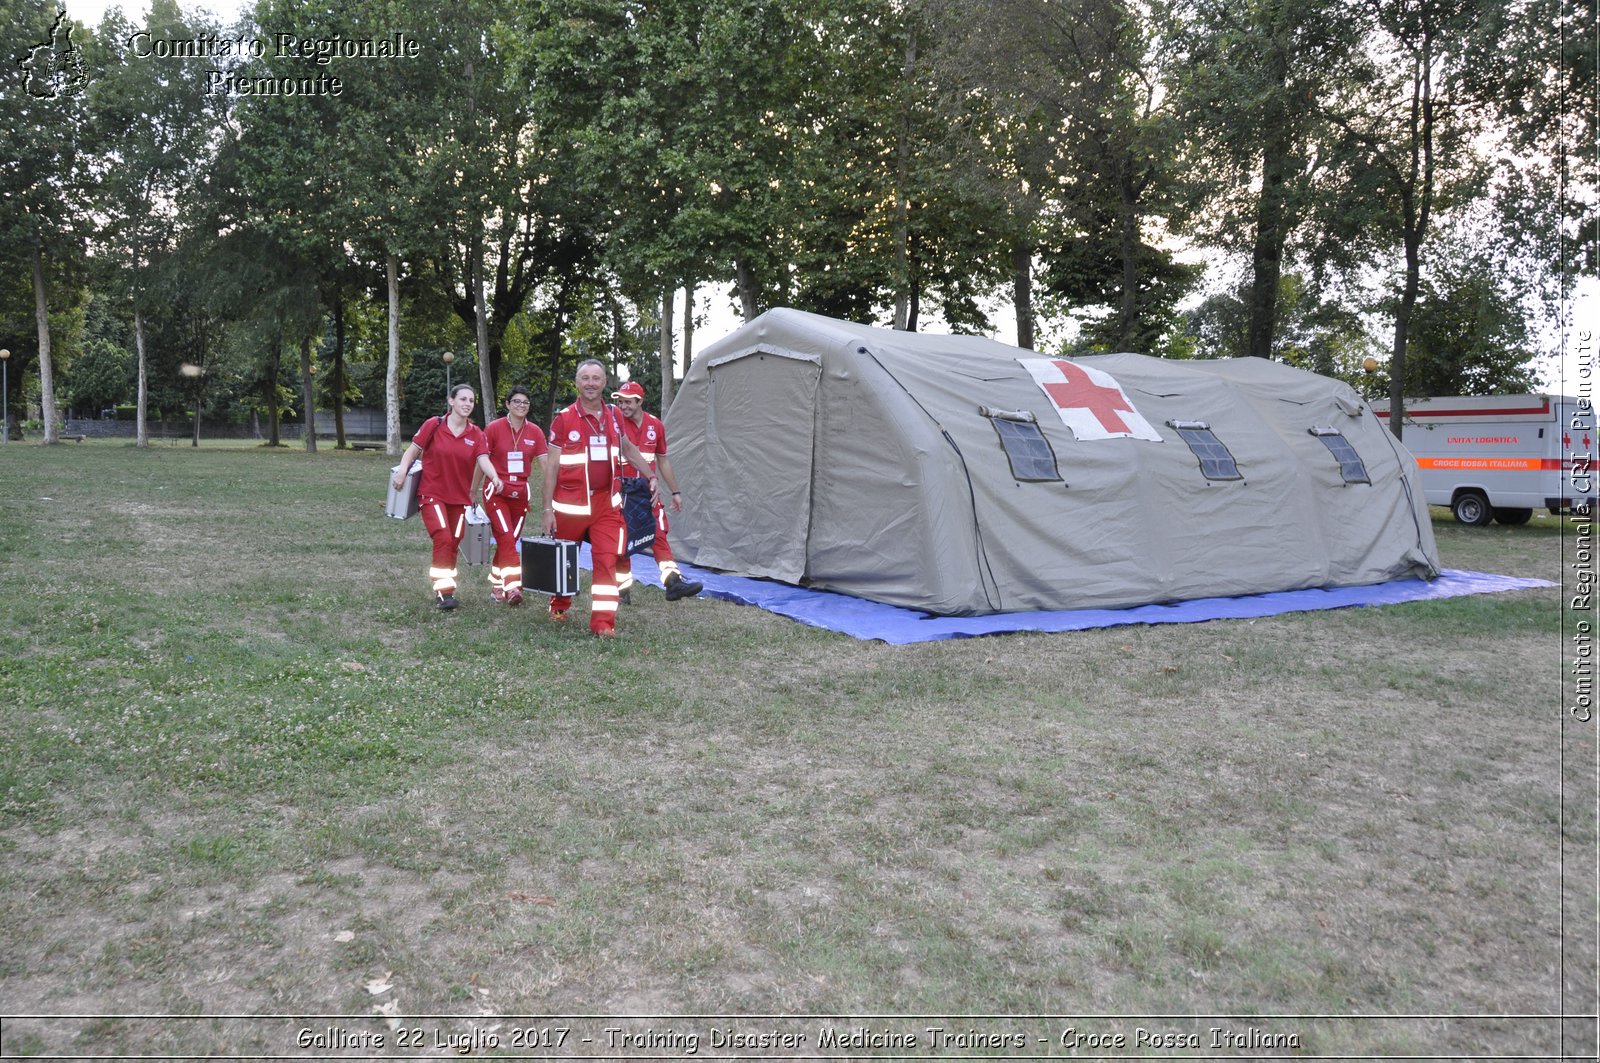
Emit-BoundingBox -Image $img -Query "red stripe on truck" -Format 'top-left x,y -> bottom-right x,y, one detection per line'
1414,457 -> 1566,471
1375,400 -> 1552,418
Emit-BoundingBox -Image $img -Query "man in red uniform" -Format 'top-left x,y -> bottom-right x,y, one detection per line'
476,386 -> 548,605
539,359 -> 660,637
610,380 -> 703,604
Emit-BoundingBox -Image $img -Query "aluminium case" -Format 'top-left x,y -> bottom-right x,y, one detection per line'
460,514 -> 492,566
385,461 -> 422,519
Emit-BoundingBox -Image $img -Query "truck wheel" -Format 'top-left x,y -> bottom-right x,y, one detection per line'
1452,492 -> 1492,526
1493,507 -> 1533,526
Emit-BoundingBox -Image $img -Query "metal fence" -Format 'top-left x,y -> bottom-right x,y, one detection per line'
48,407 -> 401,443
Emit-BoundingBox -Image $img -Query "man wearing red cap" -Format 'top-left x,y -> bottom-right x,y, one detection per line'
611,380 -> 703,603
540,359 -> 661,637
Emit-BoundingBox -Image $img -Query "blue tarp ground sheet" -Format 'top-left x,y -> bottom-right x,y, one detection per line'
575,544 -> 1552,645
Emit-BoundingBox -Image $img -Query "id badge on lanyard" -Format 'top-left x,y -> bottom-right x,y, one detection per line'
588,434 -> 609,461
507,450 -> 525,475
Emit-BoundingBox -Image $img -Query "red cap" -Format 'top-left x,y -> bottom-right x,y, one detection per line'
611,381 -> 646,399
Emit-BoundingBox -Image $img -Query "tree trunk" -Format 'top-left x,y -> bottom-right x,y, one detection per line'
892,23 -> 917,331
606,298 -> 624,378
905,225 -> 921,332
1246,125 -> 1292,359
1387,235 -> 1421,443
332,298 -> 347,447
681,282 -> 695,393
1117,165 -> 1141,352
1387,40 -> 1437,443
659,287 -> 675,410
472,232 -> 493,422
191,375 -> 203,448
541,278 -> 574,426
542,329 -> 562,428
892,205 -> 911,331
33,243 -> 58,444
268,329 -> 282,447
300,333 -> 317,454
658,282 -> 695,405
386,254 -> 402,456
776,260 -> 792,308
735,258 -> 759,322
134,308 -> 149,448
1013,240 -> 1035,351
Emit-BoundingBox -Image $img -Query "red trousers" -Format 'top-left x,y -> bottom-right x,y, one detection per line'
550,494 -> 626,633
484,488 -> 529,593
420,497 -> 466,596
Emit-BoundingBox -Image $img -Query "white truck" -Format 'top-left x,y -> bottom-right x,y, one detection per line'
1370,393 -> 1596,525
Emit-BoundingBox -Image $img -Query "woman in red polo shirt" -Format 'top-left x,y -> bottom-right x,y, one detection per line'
391,384 -> 504,610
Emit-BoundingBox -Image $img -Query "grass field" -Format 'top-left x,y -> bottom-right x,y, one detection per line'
0,440 -> 1593,1060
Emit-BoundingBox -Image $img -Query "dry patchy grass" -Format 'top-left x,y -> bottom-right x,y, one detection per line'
0,442 -> 1591,1059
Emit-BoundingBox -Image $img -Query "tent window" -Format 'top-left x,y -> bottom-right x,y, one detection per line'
985,411 -> 1061,482
1166,420 -> 1242,481
1309,426 -> 1370,484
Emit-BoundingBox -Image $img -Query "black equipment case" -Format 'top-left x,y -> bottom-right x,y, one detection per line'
520,536 -> 580,596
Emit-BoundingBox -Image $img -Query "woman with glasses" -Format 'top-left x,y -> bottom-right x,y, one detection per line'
476,386 -> 549,605
391,383 -> 503,610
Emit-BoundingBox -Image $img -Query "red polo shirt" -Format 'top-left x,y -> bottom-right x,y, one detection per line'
412,416 -> 487,505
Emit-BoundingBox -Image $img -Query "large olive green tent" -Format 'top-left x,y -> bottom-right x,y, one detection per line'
666,308 -> 1440,616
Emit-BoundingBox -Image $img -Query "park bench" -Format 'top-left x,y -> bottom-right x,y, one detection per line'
60,434 -> 86,443
350,441 -> 386,451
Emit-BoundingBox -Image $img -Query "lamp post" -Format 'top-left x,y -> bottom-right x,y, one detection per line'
442,350 -> 454,397
0,348 -> 9,447
179,361 -> 204,447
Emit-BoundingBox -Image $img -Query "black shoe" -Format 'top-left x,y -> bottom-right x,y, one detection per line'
663,574 -> 703,601
437,594 -> 458,610
618,587 -> 631,605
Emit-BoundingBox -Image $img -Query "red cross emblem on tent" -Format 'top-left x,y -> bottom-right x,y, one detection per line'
1019,358 -> 1162,441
